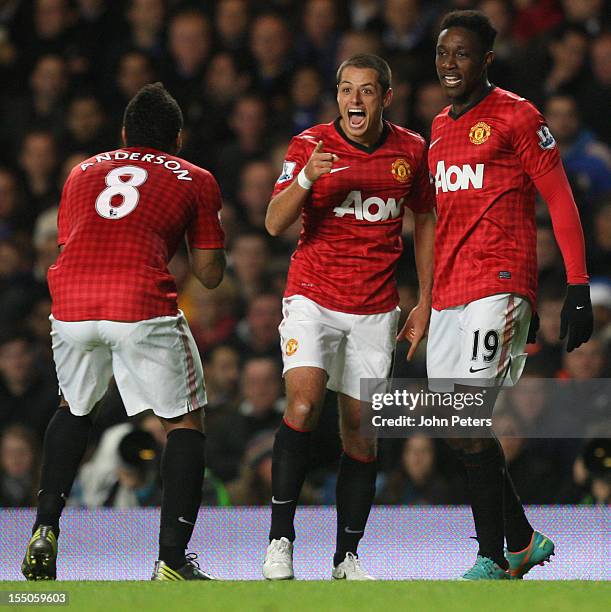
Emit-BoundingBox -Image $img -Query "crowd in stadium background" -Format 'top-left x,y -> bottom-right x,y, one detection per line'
0,0 -> 609,510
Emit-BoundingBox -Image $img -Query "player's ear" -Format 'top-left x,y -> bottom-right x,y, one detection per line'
383,87 -> 393,109
483,50 -> 495,70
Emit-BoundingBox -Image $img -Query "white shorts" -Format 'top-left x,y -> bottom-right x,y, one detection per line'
426,293 -> 531,388
50,311 -> 206,418
279,295 -> 401,400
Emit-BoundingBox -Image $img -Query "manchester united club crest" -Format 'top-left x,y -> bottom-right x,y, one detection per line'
285,338 -> 299,356
469,121 -> 491,145
391,158 -> 411,183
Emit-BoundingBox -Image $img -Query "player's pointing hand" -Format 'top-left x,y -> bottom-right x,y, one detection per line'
302,141 -> 340,183
397,302 -> 431,361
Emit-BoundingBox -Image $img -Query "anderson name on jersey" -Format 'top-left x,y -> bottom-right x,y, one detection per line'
48,147 -> 224,322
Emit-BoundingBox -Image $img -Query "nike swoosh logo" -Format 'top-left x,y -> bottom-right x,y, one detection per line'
538,537 -> 548,549
469,366 -> 491,373
271,497 -> 294,505
429,137 -> 442,149
329,166 -> 350,174
178,516 -> 195,526
576,306 -> 585,310
344,527 -> 364,534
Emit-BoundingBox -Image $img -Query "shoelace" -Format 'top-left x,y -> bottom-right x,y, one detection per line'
464,556 -> 497,578
185,552 -> 200,569
344,553 -> 366,575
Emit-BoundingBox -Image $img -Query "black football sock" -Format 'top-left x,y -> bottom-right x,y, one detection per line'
269,420 -> 312,542
500,448 -> 534,552
35,409 -> 93,536
334,453 -> 377,567
159,429 -> 206,569
462,445 -> 508,570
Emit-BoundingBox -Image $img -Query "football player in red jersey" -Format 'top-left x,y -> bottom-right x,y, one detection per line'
22,84 -> 226,581
262,54 -> 436,580
428,11 -> 593,579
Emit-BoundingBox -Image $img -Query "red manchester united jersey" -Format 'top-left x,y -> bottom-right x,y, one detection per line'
428,87 -> 560,310
48,147 -> 224,322
272,119 -> 434,314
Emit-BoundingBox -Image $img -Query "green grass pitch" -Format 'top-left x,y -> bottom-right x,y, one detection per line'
2,581 -> 609,611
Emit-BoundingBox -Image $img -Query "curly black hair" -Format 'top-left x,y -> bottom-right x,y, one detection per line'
123,82 -> 183,153
439,10 -> 497,54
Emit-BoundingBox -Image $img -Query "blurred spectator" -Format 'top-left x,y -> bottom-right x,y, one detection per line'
296,0 -> 341,89
286,66 -> 325,136
527,284 -> 565,376
236,159 -> 277,233
181,277 -> 238,354
249,13 -> 293,113
234,293 -> 282,361
495,410 -> 560,503
206,357 -> 284,482
32,206 -> 58,282
539,24 -> 591,102
411,80 -> 446,141
0,167 -> 30,239
588,198 -> 611,276
561,0 -> 607,36
536,222 -> 564,286
63,93 -> 113,155
18,130 -> 60,214
0,424 -> 40,507
1,54 -> 67,157
163,9 -> 212,113
559,438 -> 611,504
335,29 -> 383,66
545,93 -> 611,199
0,330 -> 58,440
120,0 -> 165,60
348,0 -> 381,31
214,0 -> 250,54
377,436 -> 452,504
579,32 -> 611,146
589,280 -> 611,338
560,335 -> 607,379
228,231 -> 272,304
215,94 -> 270,200
202,344 -> 241,410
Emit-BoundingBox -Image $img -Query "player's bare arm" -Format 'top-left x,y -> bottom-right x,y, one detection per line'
265,140 -> 339,236
398,210 -> 436,360
190,247 -> 226,289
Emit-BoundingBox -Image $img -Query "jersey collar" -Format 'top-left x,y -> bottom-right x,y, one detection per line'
448,84 -> 496,121
333,117 -> 389,154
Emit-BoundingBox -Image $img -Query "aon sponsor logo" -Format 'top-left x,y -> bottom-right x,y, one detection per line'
333,190 -> 403,222
434,160 -> 484,193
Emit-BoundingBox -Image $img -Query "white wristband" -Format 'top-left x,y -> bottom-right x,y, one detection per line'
297,168 -> 313,190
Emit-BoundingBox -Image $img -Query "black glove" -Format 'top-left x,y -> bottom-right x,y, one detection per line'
560,284 -> 593,352
527,311 -> 539,344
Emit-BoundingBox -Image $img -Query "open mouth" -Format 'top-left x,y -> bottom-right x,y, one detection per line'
348,108 -> 367,129
442,75 -> 462,88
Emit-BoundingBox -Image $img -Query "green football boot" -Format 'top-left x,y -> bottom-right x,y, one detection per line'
21,526 -> 58,581
506,531 -> 555,579
151,554 -> 215,581
460,555 -> 509,580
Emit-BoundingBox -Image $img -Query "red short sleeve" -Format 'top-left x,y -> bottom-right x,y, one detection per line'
271,136 -> 311,198
406,145 -> 435,214
511,99 -> 560,180
188,171 -> 225,249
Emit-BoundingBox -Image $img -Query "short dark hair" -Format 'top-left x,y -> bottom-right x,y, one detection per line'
336,54 -> 392,93
123,83 -> 183,152
439,10 -> 497,53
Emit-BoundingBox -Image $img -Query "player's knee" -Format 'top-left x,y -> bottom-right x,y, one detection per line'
343,433 -> 377,463
285,399 -> 319,430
